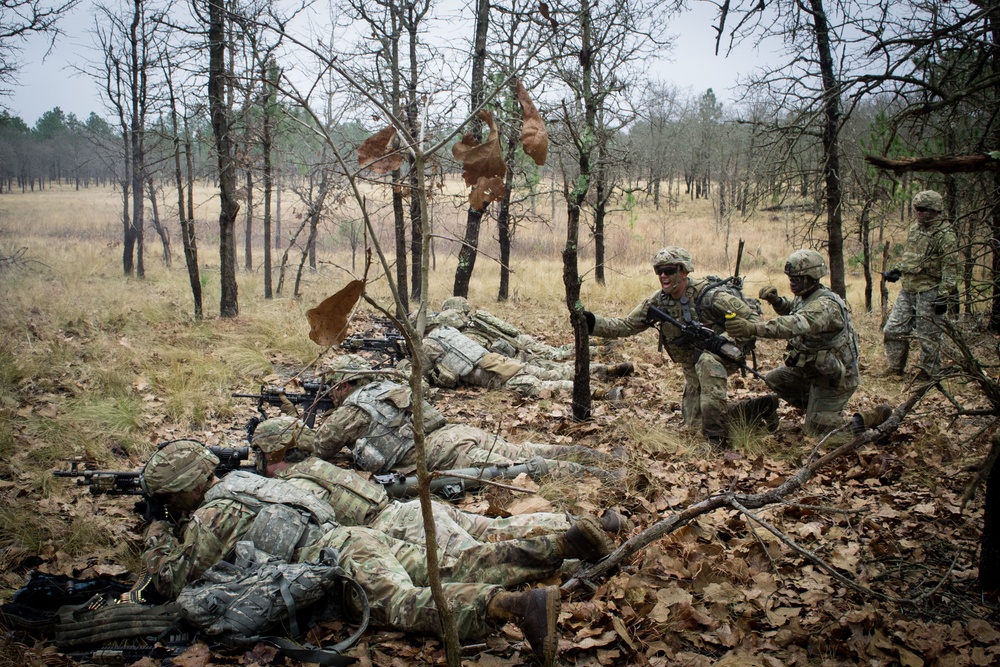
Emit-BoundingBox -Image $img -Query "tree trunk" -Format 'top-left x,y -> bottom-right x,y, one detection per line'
262,76 -> 274,299
244,167 -> 254,271
147,178 -> 171,267
452,0 -> 490,299
209,0 -> 240,318
564,0 -> 595,422
808,0 -> 846,298
129,0 -> 145,280
393,168 -> 409,315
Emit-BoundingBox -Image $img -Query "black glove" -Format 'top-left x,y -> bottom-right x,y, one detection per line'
934,295 -> 948,316
883,269 -> 901,283
583,310 -> 596,334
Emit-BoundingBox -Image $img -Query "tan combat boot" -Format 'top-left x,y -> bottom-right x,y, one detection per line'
556,515 -> 615,562
487,587 -> 561,667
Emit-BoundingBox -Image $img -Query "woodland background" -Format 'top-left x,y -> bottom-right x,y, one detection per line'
3,0 -> 1000,665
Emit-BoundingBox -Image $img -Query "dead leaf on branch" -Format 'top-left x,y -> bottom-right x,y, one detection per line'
358,126 -> 402,174
305,279 -> 365,347
469,176 -> 507,211
452,109 -> 507,190
516,80 -> 547,166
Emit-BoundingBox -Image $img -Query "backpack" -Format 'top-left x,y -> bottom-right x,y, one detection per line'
696,275 -> 763,322
176,541 -> 369,666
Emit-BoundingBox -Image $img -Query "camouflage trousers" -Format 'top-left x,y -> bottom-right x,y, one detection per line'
765,365 -> 857,435
680,353 -> 730,439
369,500 -> 571,556
300,525 -> 564,639
505,362 -> 615,398
425,424 -> 596,478
883,288 -> 944,375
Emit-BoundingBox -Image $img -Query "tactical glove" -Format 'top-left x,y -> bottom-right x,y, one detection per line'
882,269 -> 902,283
758,285 -> 780,304
724,317 -> 756,339
583,310 -> 596,334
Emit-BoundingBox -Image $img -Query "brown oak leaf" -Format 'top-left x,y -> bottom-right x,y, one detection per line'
358,126 -> 402,174
452,110 -> 507,188
306,279 -> 365,346
469,176 -> 507,211
517,80 -> 548,166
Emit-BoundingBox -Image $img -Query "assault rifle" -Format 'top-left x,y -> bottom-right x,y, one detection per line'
374,456 -> 550,500
232,381 -> 336,428
646,304 -> 767,382
339,334 -> 408,365
55,443 -> 251,524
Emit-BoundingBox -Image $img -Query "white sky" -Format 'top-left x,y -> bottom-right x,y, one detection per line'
5,1 -> 767,126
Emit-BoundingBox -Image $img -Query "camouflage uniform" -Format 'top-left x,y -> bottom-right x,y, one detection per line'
299,525 -> 564,639
273,455 -> 571,553
754,252 -> 860,435
423,325 -> 610,398
591,267 -> 758,440
435,296 -> 576,362
883,191 -> 959,376
311,380 -> 611,479
140,446 -> 574,641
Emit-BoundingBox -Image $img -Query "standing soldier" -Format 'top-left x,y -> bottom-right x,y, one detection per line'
584,246 -> 768,446
881,189 -> 959,380
726,249 -> 867,436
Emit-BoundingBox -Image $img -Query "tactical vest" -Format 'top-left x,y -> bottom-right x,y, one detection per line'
786,287 -> 860,384
205,471 -> 339,558
427,325 -> 489,377
277,458 -> 389,526
344,381 -> 447,474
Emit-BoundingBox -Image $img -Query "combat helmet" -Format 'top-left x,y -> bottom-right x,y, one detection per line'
783,249 -> 828,280
441,296 -> 472,314
652,246 -> 694,273
251,415 -> 316,455
141,440 -> 219,495
912,190 -> 944,212
323,353 -> 374,386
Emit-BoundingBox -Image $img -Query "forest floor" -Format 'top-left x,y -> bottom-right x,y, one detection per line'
1,185 -> 999,667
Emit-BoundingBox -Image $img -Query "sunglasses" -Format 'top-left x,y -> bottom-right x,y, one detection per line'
914,207 -> 932,213
654,265 -> 681,277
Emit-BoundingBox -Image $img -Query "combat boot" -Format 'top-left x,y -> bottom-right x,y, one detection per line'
592,386 -> 625,401
556,515 -> 614,562
605,362 -> 635,378
487,587 -> 560,667
850,404 -> 893,435
599,509 -> 634,536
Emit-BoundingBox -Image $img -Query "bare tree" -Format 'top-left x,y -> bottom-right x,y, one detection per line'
0,0 -> 78,91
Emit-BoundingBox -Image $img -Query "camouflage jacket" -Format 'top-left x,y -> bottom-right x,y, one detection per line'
757,285 -> 860,388
314,381 -> 446,473
142,472 -> 348,599
896,218 -> 959,294
592,277 -> 759,367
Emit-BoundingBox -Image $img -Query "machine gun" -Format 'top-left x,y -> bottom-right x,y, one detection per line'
55,443 -> 251,524
232,381 -> 336,428
374,457 -> 550,500
645,304 -> 767,382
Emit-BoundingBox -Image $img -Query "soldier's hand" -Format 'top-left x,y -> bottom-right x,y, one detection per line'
758,285 -> 779,304
725,317 -> 756,339
883,269 -> 902,283
583,310 -> 596,334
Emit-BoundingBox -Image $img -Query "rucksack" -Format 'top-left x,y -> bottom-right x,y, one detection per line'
696,275 -> 763,321
176,541 -> 369,666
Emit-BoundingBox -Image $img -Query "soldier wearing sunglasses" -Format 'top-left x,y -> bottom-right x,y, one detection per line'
582,246 -> 763,446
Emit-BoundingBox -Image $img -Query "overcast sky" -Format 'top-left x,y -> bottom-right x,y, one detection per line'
6,1 -> 767,126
